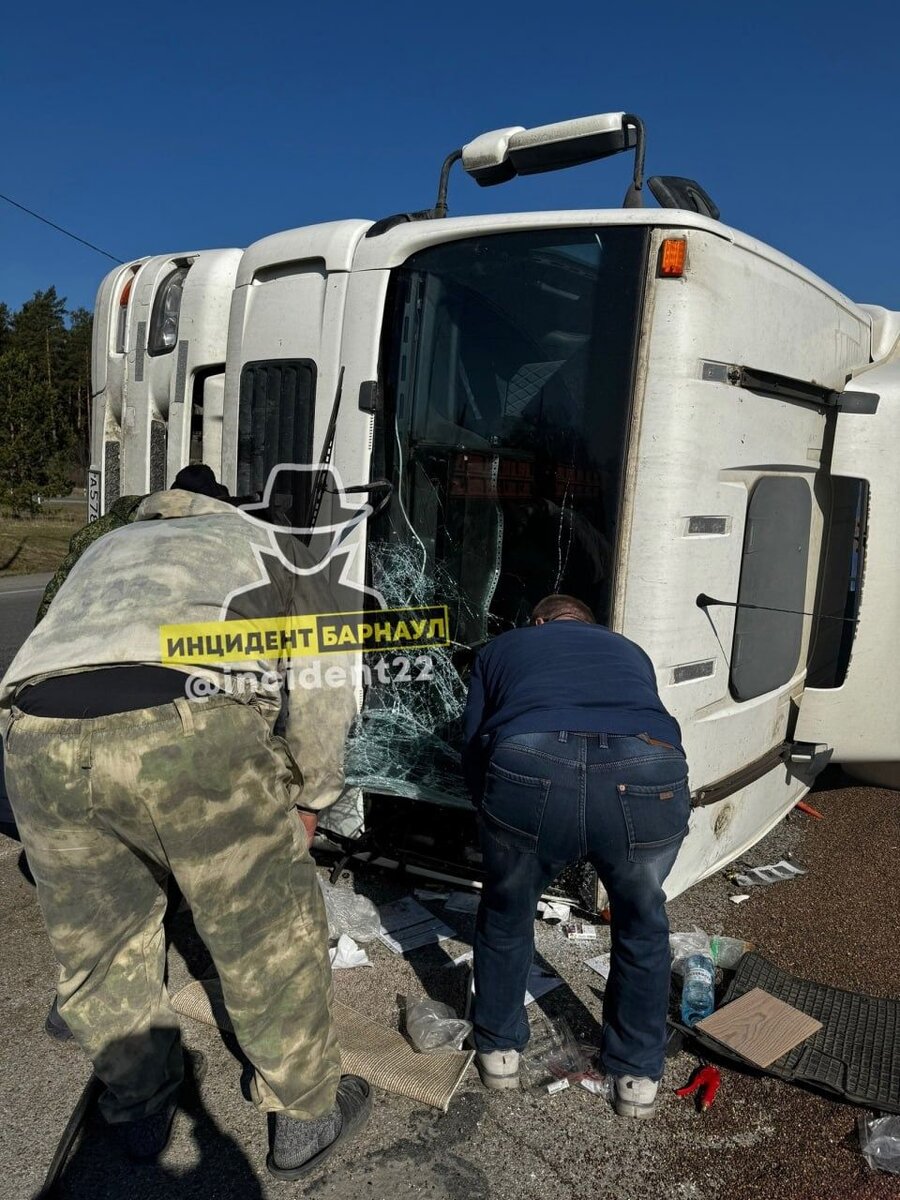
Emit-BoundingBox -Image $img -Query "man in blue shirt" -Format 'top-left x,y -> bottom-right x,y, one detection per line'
462,594 -> 689,1117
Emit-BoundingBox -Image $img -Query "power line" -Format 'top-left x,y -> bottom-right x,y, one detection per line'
0,191 -> 123,264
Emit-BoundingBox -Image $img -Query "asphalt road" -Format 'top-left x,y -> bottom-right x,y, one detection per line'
0,587 -> 897,1199
0,572 -> 50,670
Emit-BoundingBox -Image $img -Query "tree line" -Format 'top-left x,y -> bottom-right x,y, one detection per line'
0,288 -> 92,514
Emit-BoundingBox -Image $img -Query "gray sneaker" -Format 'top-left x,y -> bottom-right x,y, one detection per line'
475,1049 -> 520,1090
267,1076 -> 372,1180
613,1075 -> 659,1118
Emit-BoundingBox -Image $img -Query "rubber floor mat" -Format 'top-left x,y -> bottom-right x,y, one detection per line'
673,952 -> 900,1112
171,977 -> 474,1112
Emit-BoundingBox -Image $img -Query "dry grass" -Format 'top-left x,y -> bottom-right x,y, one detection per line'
0,504 -> 85,576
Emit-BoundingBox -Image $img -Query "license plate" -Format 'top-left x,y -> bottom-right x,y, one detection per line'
87,469 -> 101,521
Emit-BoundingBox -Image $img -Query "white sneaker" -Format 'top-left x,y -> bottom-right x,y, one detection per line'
475,1049 -> 520,1090
613,1075 -> 659,1118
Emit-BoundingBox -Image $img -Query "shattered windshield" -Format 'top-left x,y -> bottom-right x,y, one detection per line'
346,225 -> 648,803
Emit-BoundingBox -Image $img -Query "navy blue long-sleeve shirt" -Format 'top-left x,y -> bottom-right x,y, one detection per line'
461,621 -> 682,792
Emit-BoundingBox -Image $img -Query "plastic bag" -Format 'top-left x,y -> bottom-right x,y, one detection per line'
859,1115 -> 900,1175
329,934 -> 372,969
318,879 -> 381,944
404,998 -> 472,1053
519,1016 -> 592,1089
671,929 -> 753,972
709,935 -> 754,969
669,928 -> 712,973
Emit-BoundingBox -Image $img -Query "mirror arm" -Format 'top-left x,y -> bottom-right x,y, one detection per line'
432,148 -> 463,219
621,113 -> 646,208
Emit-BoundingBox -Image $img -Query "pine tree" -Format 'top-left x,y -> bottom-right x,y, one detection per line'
0,350 -> 72,514
0,288 -> 95,508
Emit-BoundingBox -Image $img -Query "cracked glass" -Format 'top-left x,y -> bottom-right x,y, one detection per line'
346,225 -> 649,804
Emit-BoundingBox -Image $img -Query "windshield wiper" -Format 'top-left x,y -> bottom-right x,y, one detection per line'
304,366 -> 344,541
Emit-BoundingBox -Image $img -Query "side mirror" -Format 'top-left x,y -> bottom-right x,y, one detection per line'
462,113 -> 637,187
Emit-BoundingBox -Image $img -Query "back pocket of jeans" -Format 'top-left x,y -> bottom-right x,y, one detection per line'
617,777 -> 690,863
481,762 -> 550,851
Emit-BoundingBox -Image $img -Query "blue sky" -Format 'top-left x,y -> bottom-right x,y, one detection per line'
2,0 -> 898,316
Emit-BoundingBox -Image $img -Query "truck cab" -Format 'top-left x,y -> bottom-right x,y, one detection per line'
91,112 -> 900,904
90,247 -> 241,516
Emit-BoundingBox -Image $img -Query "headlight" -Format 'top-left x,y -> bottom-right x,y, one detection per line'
148,265 -> 189,355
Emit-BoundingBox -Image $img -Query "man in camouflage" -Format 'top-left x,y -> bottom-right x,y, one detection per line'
34,493 -> 144,623
34,464 -> 230,625
0,483 -> 372,1178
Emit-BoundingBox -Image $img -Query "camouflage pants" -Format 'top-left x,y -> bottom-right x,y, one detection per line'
4,694 -> 340,1123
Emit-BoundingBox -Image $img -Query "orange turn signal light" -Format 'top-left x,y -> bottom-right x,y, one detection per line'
659,238 -> 687,278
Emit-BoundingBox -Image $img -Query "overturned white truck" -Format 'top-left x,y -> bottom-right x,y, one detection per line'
89,112 -> 900,908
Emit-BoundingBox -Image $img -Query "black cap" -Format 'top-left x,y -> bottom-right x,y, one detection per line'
172,464 -> 229,500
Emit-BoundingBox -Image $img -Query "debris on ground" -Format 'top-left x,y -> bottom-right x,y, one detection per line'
463,962 -> 563,1012
858,1114 -> 900,1175
376,896 -> 456,954
695,987 -> 822,1067
404,997 -> 472,1053
731,860 -> 807,888
680,952 -> 716,1025
562,921 -> 598,940
546,1077 -> 570,1094
519,1015 -> 592,1089
519,1017 -> 612,1099
319,878 -> 382,942
585,953 -> 611,981
676,1063 -> 722,1112
795,800 -> 824,820
669,928 -> 712,973
525,965 -> 563,1005
329,934 -> 372,970
537,899 -> 571,922
709,935 -> 755,968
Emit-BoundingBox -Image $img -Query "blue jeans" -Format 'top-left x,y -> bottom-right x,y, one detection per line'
472,731 -> 690,1080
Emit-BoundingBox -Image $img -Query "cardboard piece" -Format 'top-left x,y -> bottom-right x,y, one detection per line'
696,987 -> 823,1068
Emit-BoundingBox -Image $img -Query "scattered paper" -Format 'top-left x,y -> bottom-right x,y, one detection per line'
329,934 -> 371,970
585,953 -> 611,981
730,894 -> 751,905
732,860 -> 807,888
546,1077 -> 570,1095
444,891 -> 481,914
562,922 -> 597,941
525,966 -> 563,1006
537,900 -> 571,922
466,962 -> 563,1007
377,897 -> 456,955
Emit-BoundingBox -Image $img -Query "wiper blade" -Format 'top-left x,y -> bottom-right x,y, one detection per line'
304,366 -> 344,542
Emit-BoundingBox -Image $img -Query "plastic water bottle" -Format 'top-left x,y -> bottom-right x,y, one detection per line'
680,953 -> 715,1026
709,936 -> 753,970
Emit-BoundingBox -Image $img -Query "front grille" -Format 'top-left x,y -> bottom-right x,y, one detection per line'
237,359 -> 317,524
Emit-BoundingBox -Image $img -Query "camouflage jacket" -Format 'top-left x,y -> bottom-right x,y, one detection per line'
1,490 -> 358,811
34,494 -> 146,624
